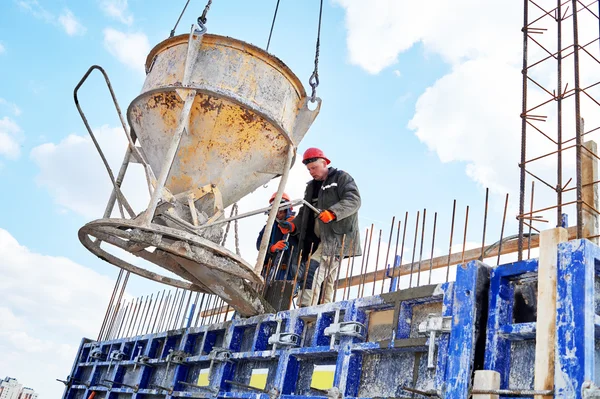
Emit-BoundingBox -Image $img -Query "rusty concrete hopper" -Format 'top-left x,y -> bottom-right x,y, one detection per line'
76,25 -> 321,316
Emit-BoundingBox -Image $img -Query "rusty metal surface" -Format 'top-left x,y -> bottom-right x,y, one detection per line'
128,33 -> 319,208
79,218 -> 273,316
77,29 -> 319,318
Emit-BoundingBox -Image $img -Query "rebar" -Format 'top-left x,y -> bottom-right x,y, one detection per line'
408,211 -> 421,288
416,209 -> 427,286
372,229 -> 382,296
428,212 -> 438,285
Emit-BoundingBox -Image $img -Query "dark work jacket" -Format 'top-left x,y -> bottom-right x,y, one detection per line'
291,167 -> 362,258
256,210 -> 299,276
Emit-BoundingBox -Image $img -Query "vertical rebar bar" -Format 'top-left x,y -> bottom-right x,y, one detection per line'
572,0 -> 584,238
382,216 -> 396,295
428,212 -> 438,285
151,290 -> 166,333
372,229 -> 382,296
98,269 -> 123,341
498,193 -> 510,266
360,226 -> 374,298
126,297 -> 141,337
461,206 -> 470,268
391,219 -> 402,291
138,294 -> 153,336
147,291 -> 160,334
116,302 -> 130,339
416,209 -> 427,286
333,235 -> 347,302
518,0 -> 529,260
446,200 -> 457,283
480,188 -> 489,261
180,290 -> 193,329
194,293 -> 206,328
557,0 -> 564,224
356,228 -> 369,299
528,181 -> 535,259
347,241 -> 357,300
396,212 -> 409,290
408,211 -> 421,288
165,289 -> 179,331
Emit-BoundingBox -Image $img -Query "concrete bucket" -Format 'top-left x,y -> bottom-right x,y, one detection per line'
77,25 -> 321,316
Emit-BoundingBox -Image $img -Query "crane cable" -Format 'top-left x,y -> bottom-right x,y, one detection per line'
309,0 -> 324,102
266,0 -> 281,52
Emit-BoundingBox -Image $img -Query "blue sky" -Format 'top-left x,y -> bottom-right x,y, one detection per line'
4,0 -> 591,396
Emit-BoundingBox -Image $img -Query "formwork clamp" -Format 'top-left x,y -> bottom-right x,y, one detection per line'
89,346 -> 105,360
268,332 -> 301,347
109,349 -> 126,361
207,347 -> 233,363
418,314 -> 452,370
324,321 -> 366,340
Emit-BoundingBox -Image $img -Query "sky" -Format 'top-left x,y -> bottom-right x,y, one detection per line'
1,0 -> 599,397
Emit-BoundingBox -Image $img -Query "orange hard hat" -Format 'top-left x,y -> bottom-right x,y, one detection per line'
269,192 -> 291,203
302,147 -> 330,165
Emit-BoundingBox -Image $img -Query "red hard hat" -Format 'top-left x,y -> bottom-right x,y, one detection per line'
269,192 -> 291,203
302,147 -> 330,165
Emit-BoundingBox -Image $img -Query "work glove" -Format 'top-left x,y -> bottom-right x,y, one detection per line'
278,220 -> 295,234
318,210 -> 336,224
270,240 -> 289,253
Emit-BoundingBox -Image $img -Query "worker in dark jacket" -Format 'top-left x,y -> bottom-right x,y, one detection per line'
256,192 -> 299,281
279,148 -> 361,306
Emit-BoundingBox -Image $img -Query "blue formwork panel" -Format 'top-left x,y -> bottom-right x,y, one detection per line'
555,239 -> 600,398
483,238 -> 600,399
61,261 -> 490,399
484,258 -> 539,397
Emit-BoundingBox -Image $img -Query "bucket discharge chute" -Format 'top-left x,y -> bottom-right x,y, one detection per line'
77,25 -> 321,316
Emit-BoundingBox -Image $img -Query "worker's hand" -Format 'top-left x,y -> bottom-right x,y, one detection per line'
278,221 -> 295,234
318,210 -> 336,224
270,240 -> 289,253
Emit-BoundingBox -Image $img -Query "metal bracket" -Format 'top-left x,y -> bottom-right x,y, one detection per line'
207,347 -> 232,363
583,381 -> 600,398
418,314 -> 452,369
134,354 -> 152,368
324,322 -> 366,340
268,332 -> 301,347
89,347 -> 105,360
166,349 -> 188,364
109,349 -> 126,361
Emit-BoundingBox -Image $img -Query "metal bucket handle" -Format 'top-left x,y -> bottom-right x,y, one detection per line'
292,96 -> 322,144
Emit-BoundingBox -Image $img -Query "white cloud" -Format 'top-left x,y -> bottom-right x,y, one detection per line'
336,0 -> 600,228
409,58 -> 521,195
334,0 -> 521,74
0,116 -> 22,160
103,28 -> 150,74
16,0 -> 54,23
58,9 -> 86,36
17,1 -> 86,36
393,69 -> 401,77
0,98 -> 22,116
100,0 -> 133,25
31,125 -> 149,218
0,227 -> 117,397
0,42 -> 5,54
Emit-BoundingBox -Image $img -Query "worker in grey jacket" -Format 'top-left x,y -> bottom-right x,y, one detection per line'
280,147 -> 361,306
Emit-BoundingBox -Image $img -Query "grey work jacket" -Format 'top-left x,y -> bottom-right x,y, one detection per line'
292,167 -> 362,258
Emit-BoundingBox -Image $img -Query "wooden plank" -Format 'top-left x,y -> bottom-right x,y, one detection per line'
534,227 -> 568,399
472,370 -> 500,399
583,140 -> 599,244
